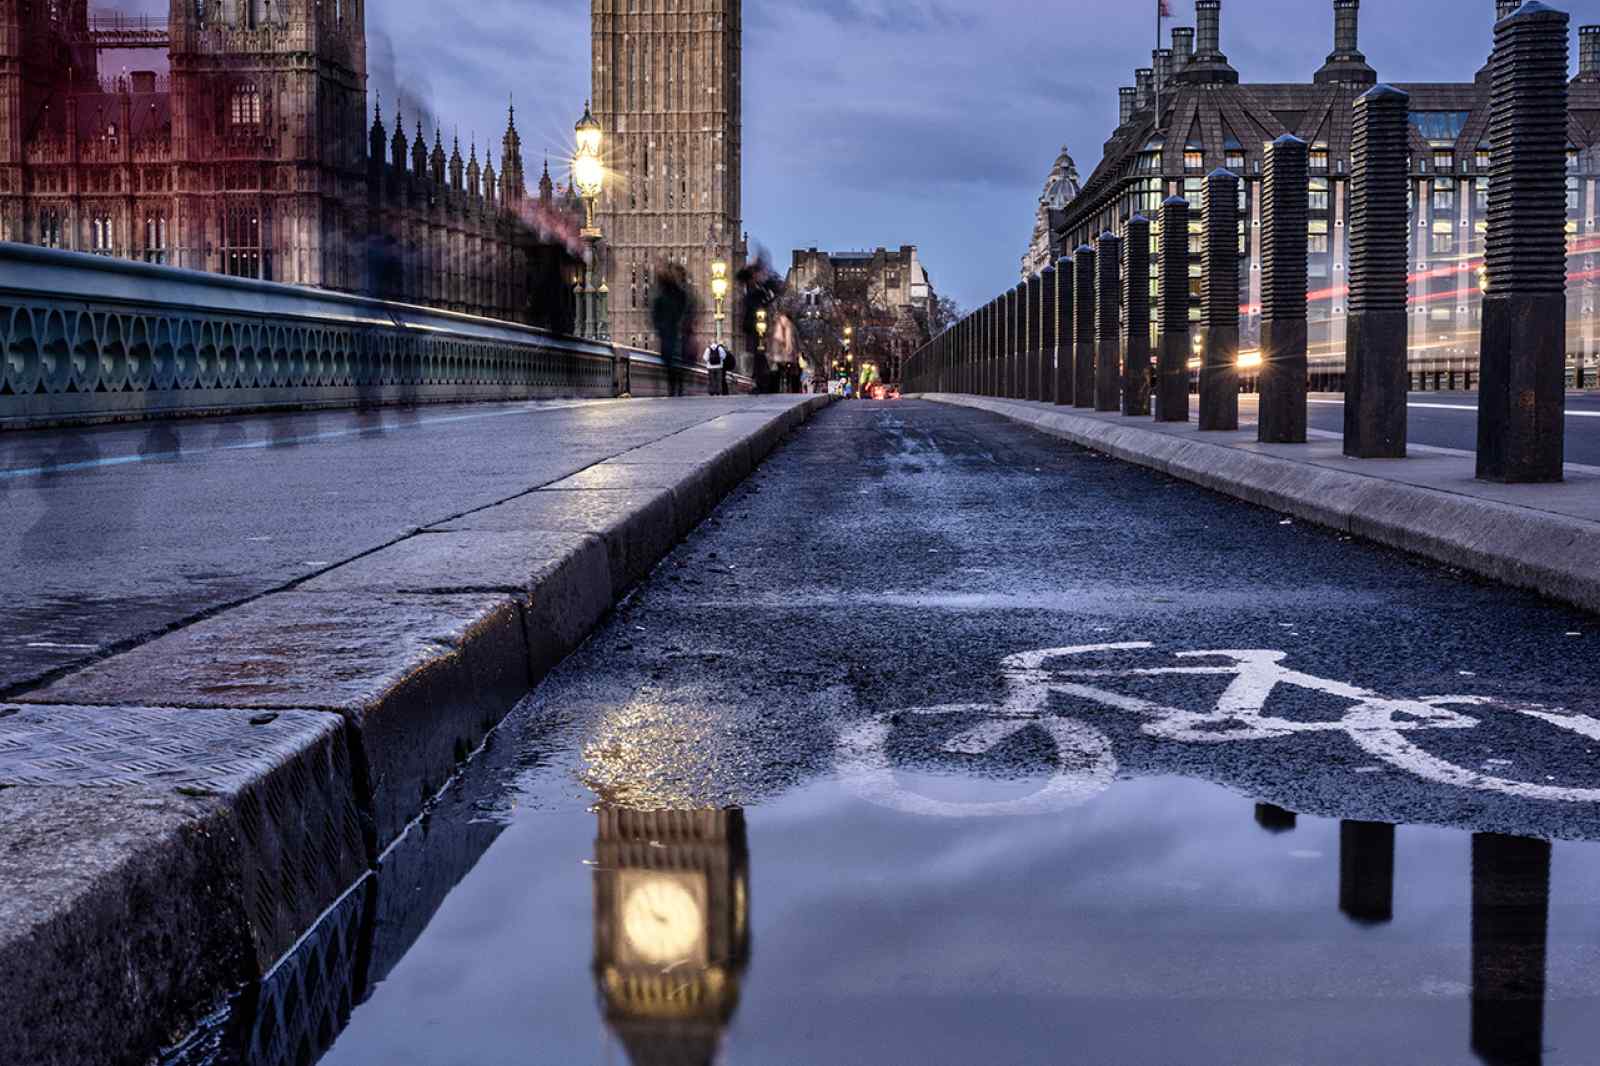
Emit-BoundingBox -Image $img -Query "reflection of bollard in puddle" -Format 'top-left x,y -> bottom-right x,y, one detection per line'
1338,820 -> 1395,926
1471,832 -> 1551,1066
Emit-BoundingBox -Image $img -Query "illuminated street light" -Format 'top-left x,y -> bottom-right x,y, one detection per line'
711,260 -> 729,345
755,308 -> 768,352
573,103 -> 607,341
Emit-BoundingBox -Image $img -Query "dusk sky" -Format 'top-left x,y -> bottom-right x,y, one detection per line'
360,0 -> 1577,309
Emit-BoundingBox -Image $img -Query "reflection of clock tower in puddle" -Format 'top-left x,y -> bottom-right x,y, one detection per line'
593,808 -> 751,1065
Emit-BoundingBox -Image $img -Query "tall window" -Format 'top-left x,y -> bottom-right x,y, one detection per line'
1308,219 -> 1329,255
90,214 -> 114,254
144,213 -> 168,264
38,209 -> 61,248
1308,178 -> 1329,212
229,83 -> 262,129
1432,178 -> 1455,212
221,203 -> 265,278
1431,219 -> 1454,256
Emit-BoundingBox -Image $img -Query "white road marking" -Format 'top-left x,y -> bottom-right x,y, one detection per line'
838,644 -> 1600,817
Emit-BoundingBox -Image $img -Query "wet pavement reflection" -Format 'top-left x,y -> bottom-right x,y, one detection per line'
163,401 -> 1600,1066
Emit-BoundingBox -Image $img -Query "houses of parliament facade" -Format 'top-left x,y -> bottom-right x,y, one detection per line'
0,0 -> 582,325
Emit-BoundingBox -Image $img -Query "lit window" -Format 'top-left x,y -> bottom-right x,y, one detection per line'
229,83 -> 262,129
1184,150 -> 1204,172
1308,178 -> 1329,212
1308,219 -> 1329,255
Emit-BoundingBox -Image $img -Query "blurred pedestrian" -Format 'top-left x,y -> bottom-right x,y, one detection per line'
703,339 -> 730,395
651,262 -> 692,397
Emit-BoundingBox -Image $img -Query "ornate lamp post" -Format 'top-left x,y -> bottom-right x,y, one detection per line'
573,103 -> 607,341
755,308 -> 768,351
710,259 -> 730,345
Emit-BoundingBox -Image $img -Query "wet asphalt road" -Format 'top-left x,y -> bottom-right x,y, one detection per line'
199,398 -> 1600,1066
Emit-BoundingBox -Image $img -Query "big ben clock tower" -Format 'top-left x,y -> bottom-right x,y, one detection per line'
591,808 -> 751,1065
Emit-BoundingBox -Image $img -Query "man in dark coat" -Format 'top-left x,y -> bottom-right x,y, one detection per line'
651,263 -> 692,397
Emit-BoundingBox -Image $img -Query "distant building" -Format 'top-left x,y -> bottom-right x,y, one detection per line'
1021,146 -> 1080,279
1050,0 -> 1600,382
591,0 -> 745,353
0,0 -> 582,325
787,245 -> 937,383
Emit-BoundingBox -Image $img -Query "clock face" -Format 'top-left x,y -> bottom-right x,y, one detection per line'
620,876 -> 704,965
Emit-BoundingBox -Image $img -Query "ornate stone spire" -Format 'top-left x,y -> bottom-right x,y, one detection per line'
538,156 -> 554,203
449,131 -> 464,190
430,127 -> 447,185
411,118 -> 427,178
391,104 -> 408,172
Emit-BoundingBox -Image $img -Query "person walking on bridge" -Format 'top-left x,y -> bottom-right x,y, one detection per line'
703,340 -> 730,396
651,263 -> 692,397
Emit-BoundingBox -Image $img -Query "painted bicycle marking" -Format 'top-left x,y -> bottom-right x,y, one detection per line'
837,643 -> 1600,818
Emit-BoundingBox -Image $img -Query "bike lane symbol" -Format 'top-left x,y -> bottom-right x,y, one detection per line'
836,643 -> 1600,818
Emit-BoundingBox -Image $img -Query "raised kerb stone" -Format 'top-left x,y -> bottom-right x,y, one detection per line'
1260,135 -> 1310,443
1345,83 -> 1411,458
1199,168 -> 1240,431
1156,195 -> 1191,422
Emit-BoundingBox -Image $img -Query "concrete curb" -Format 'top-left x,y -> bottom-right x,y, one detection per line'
925,394 -> 1600,616
0,392 -> 834,1066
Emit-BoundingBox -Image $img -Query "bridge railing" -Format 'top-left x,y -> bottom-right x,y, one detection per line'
0,243 -> 746,429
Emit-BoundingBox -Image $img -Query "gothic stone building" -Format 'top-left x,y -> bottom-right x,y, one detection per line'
0,0 -> 578,324
591,0 -> 745,354
1050,0 -> 1600,382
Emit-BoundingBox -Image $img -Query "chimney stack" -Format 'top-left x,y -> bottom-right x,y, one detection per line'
1153,47 -> 1174,98
1135,68 -> 1154,112
1579,25 -> 1600,83
1120,87 -> 1137,126
1172,26 -> 1195,68
1334,0 -> 1360,56
1179,2 -> 1238,84
1196,0 -> 1223,59
1317,0 -> 1376,85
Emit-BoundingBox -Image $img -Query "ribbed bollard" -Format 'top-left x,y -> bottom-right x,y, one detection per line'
1023,278 -> 1038,401
1477,1 -> 1570,483
1095,231 -> 1123,412
1199,168 -> 1240,430
1055,255 -> 1075,405
1260,135 -> 1309,443
1122,215 -> 1153,417
1074,246 -> 1097,407
1470,833 -> 1551,1066
1028,272 -> 1044,402
1040,263 -> 1058,404
1344,84 -> 1410,458
986,297 -> 997,397
1004,281 -> 1017,398
1156,196 -> 1191,422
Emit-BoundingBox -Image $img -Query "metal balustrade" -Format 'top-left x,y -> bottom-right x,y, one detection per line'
0,243 -> 746,428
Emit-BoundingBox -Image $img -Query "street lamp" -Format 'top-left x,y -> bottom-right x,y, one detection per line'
711,259 -> 730,345
755,308 -> 768,352
573,103 -> 607,341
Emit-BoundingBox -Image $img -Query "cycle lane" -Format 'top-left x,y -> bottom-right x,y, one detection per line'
204,398 -> 1600,1066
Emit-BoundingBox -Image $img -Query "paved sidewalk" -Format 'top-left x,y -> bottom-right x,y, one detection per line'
925,394 -> 1600,615
0,392 -> 830,1066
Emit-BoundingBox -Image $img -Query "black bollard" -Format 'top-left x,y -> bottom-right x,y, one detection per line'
1345,84 -> 1411,458
1200,168 -> 1240,430
1055,256 -> 1075,405
1156,196 -> 1192,422
1260,135 -> 1310,443
1074,246 -> 1097,407
1036,270 -> 1049,403
1095,231 -> 1124,412
1123,215 -> 1153,417
1477,2 -> 1569,483
1040,263 -> 1058,404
